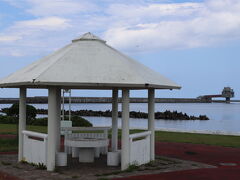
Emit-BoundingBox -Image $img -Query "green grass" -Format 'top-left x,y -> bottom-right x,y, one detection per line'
154,130 -> 240,148
0,124 -> 47,135
0,124 -> 18,134
1,124 -> 240,152
127,129 -> 240,148
0,124 -> 47,152
0,138 -> 18,152
27,125 -> 47,133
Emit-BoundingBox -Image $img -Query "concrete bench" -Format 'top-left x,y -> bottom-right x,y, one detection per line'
62,127 -> 110,157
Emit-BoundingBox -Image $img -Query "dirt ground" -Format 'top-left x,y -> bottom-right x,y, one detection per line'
0,154 -> 213,180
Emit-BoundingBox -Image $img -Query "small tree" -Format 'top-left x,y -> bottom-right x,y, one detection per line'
3,103 -> 37,121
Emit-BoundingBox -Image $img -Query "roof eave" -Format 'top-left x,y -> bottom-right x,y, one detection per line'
0,81 -> 181,90
148,84 -> 181,90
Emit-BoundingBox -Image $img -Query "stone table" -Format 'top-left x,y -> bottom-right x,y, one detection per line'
65,137 -> 109,162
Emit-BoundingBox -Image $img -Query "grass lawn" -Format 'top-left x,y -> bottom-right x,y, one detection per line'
154,131 -> 240,148
0,124 -> 47,135
129,129 -> 240,148
0,138 -> 18,152
1,124 -> 240,152
0,124 -> 47,152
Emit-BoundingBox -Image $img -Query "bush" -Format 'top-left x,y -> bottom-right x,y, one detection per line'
71,116 -> 92,127
0,113 -> 92,127
0,115 -> 18,124
2,103 -> 37,121
32,116 -> 92,127
31,117 -> 48,126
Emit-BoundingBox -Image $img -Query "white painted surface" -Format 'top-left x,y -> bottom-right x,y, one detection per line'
65,138 -> 108,148
107,151 -> 120,166
60,121 -> 72,135
63,127 -> 110,155
22,130 -> 48,165
129,131 -> 151,166
112,89 -> 118,152
47,87 -> 61,171
72,147 -> 79,158
18,87 -> 26,162
148,89 -> 155,160
121,89 -> 130,170
94,147 -> 100,158
79,148 -> 95,163
62,126 -> 110,132
0,33 -> 180,90
23,130 -> 48,138
56,89 -> 61,152
66,133 -> 107,139
129,131 -> 151,139
65,137 -> 108,163
56,152 -> 67,166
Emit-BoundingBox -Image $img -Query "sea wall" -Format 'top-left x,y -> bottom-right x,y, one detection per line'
0,97 -> 231,104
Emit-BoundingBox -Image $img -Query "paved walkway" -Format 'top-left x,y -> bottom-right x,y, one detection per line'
0,171 -> 21,180
114,142 -> 240,180
113,166 -> 240,180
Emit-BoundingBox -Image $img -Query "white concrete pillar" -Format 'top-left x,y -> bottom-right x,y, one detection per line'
56,89 -> 61,152
121,89 -> 130,170
148,89 -> 155,161
112,89 -> 118,152
47,87 -> 61,171
18,87 -> 26,162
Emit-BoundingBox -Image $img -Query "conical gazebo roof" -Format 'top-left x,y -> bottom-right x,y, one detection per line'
0,32 -> 181,89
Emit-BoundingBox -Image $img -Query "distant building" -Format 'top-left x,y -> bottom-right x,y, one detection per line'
198,87 -> 235,103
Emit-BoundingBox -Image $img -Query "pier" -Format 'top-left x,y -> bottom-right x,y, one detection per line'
198,87 -> 235,103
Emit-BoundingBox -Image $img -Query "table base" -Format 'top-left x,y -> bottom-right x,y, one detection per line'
79,148 -> 95,162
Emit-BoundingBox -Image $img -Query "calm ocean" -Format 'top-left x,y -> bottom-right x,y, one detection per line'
1,103 -> 240,133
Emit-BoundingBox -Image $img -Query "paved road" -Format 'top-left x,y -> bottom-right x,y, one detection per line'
114,142 -> 240,180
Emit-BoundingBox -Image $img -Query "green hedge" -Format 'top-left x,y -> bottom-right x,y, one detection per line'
0,115 -> 92,127
30,117 -> 48,126
0,115 -> 18,124
71,116 -> 92,127
2,103 -> 37,120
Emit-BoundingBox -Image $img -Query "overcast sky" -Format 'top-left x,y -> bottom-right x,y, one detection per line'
0,0 -> 239,99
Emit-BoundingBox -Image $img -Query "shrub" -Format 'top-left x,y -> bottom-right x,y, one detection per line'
2,103 -> 37,121
31,117 -> 48,126
33,116 -> 92,127
0,115 -> 18,124
0,113 -> 92,127
71,116 -> 92,127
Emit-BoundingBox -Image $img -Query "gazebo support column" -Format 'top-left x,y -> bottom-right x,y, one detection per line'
56,89 -> 61,152
47,87 -> 61,171
111,89 -> 118,152
121,89 -> 130,170
18,87 -> 26,162
148,89 -> 155,161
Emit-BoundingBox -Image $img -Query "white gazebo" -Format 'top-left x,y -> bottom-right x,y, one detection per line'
0,32 -> 181,171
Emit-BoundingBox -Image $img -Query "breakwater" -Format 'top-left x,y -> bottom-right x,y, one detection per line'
0,97 -> 233,104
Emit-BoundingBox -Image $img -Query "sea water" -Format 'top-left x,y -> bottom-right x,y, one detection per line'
1,103 -> 240,133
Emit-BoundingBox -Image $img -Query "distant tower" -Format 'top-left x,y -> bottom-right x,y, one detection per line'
222,87 -> 234,103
